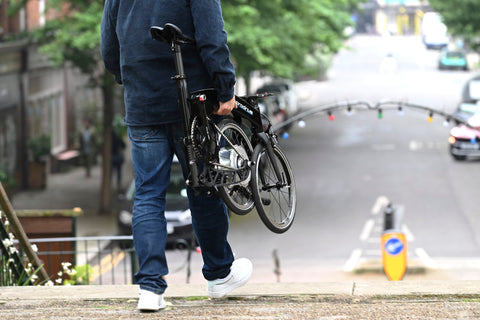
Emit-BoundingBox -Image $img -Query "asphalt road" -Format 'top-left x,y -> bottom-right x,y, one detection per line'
209,34 -> 480,285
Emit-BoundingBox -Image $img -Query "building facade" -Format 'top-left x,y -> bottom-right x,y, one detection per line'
0,1 -> 103,191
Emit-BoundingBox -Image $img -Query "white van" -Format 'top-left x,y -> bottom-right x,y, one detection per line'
421,12 -> 449,49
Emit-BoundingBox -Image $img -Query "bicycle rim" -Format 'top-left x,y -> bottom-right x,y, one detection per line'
251,145 -> 296,233
216,119 -> 255,215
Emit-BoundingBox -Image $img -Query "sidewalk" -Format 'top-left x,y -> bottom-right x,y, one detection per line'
10,156 -> 131,238
1,281 -> 480,319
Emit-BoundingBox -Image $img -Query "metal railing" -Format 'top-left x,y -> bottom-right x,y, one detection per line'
17,235 -> 195,285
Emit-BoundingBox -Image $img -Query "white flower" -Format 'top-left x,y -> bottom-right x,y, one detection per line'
2,238 -> 12,248
8,233 -> 14,241
44,280 -> 54,286
31,244 -> 38,252
4,219 -> 9,227
55,278 -> 62,284
8,246 -> 18,255
31,274 -> 39,280
57,271 -> 63,277
67,269 -> 77,276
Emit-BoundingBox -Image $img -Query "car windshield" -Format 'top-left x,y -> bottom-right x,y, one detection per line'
458,102 -> 480,117
446,51 -> 464,58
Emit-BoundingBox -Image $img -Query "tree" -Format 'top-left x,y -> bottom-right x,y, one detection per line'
428,0 -> 480,49
222,0 -> 361,91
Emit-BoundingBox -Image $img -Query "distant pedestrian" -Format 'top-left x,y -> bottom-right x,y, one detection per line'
111,130 -> 126,190
79,119 -> 96,178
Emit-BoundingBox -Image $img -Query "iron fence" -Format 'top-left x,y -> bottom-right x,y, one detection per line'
15,235 -> 195,285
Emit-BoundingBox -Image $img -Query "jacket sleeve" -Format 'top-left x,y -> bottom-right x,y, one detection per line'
100,1 -> 122,84
190,0 -> 236,102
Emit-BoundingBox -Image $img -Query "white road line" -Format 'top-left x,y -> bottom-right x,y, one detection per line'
402,224 -> 415,242
372,196 -> 389,215
409,140 -> 422,151
344,249 -> 362,272
360,219 -> 375,241
415,248 -> 439,269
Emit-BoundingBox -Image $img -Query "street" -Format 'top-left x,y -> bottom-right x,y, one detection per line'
165,34 -> 480,285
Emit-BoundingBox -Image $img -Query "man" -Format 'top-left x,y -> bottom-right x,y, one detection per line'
79,118 -> 96,178
101,0 -> 252,312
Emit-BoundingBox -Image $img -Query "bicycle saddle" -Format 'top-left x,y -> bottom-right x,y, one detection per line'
150,23 -> 195,45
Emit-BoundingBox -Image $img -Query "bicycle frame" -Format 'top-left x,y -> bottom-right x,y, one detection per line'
151,24 -> 285,192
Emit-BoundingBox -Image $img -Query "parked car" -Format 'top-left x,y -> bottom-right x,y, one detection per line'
255,80 -> 298,131
452,101 -> 480,122
117,157 -> 195,248
462,74 -> 480,102
438,48 -> 468,71
449,113 -> 480,161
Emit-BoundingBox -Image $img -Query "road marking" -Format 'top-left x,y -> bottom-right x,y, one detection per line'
402,224 -> 415,242
344,249 -> 362,272
371,196 -> 389,215
371,144 -> 396,151
360,219 -> 375,241
90,249 -> 126,282
409,140 -> 446,151
415,248 -> 438,269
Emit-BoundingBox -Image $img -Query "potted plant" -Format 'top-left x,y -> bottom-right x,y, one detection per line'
27,134 -> 51,189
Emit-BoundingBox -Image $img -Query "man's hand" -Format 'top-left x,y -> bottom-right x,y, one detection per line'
214,96 -> 237,116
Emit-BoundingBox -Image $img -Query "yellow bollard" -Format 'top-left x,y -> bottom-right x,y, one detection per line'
381,231 -> 407,281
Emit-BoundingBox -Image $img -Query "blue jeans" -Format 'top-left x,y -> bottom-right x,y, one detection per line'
128,123 -> 234,294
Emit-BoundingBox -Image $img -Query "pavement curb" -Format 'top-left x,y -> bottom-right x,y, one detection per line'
2,281 -> 480,302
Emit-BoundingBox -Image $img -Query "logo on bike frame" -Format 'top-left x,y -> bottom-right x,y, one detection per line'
236,103 -> 254,115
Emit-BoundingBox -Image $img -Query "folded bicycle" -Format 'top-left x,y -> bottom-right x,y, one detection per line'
151,23 -> 296,233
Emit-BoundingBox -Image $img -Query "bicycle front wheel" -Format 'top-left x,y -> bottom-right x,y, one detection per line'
251,144 -> 296,233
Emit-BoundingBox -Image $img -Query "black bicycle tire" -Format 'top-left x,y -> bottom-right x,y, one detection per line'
251,144 -> 296,233
216,119 -> 255,215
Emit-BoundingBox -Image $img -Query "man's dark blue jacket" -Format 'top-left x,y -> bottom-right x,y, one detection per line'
101,0 -> 236,126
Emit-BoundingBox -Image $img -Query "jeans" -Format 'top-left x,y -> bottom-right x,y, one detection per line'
128,123 -> 234,294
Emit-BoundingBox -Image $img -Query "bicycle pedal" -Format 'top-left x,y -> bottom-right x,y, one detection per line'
261,197 -> 271,206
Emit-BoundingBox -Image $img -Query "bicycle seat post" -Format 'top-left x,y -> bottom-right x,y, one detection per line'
169,39 -> 200,188
170,41 -> 191,128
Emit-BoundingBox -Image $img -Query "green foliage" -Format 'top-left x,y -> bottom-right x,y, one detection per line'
429,0 -> 480,49
62,264 -> 93,285
0,166 -> 15,189
32,1 -> 103,76
223,0 -> 361,80
27,134 -> 51,162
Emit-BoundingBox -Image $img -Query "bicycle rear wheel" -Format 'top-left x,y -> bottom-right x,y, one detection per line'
216,119 -> 255,215
251,144 -> 296,233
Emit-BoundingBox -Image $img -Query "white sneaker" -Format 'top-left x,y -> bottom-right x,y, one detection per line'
137,289 -> 166,312
207,258 -> 253,298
